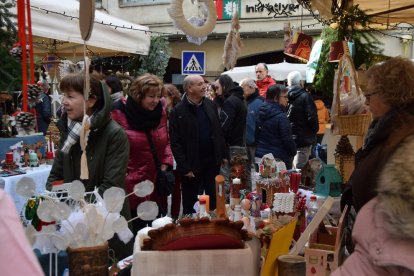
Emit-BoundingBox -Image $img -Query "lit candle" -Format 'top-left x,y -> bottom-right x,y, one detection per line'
198,193 -> 210,213
51,141 -> 55,157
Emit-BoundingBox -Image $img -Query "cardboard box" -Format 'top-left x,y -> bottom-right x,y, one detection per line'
304,205 -> 348,275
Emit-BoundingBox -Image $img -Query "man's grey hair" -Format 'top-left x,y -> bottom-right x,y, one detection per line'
240,78 -> 257,88
255,63 -> 268,71
182,75 -> 194,92
287,71 -> 303,86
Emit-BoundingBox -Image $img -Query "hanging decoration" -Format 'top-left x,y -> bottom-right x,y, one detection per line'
284,32 -> 313,62
168,0 -> 217,38
132,36 -> 171,79
328,40 -> 354,62
222,11 -> 243,70
306,39 -> 323,83
78,0 -> 95,180
186,17 -> 208,45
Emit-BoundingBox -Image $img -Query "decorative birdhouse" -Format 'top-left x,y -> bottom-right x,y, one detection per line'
255,177 -> 280,206
315,165 -> 342,197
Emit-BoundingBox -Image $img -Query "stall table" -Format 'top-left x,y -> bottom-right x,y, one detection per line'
1,165 -> 52,214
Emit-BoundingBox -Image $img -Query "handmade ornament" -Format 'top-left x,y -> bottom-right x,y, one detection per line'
15,112 -> 36,135
222,10 -> 242,70
284,32 -> 313,62
186,17 -> 208,45
15,177 -> 36,198
334,135 -> 355,183
168,0 -> 217,37
103,187 -> 126,213
133,180 -> 155,197
9,42 -> 29,61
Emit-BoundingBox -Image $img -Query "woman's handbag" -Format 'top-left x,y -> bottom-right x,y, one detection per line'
146,132 -> 175,196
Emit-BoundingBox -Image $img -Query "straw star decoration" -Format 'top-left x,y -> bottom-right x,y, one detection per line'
50,89 -> 62,104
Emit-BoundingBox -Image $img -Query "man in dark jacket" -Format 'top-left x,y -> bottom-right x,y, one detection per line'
219,82 -> 248,195
286,71 -> 318,169
169,75 -> 227,215
220,85 -> 247,147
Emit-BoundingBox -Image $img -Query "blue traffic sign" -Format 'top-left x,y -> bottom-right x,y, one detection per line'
182,51 -> 205,75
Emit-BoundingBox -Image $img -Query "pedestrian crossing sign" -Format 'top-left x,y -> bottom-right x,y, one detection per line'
182,51 -> 205,75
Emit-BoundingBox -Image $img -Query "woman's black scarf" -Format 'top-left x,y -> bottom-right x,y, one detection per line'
124,96 -> 162,131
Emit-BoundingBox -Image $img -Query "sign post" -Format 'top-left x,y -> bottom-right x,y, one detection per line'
182,51 -> 206,75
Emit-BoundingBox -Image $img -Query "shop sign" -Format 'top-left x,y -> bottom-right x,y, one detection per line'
241,0 -> 305,18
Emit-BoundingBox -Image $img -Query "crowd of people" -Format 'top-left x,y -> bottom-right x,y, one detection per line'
5,57 -> 414,274
40,62 -> 321,259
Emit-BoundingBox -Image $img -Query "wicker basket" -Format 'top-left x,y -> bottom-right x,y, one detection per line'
334,114 -> 371,136
68,242 -> 109,276
334,54 -> 372,136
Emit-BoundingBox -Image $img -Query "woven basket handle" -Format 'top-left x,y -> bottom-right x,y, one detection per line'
336,53 -> 363,114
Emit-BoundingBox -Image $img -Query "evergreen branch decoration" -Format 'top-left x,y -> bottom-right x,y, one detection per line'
312,5 -> 384,98
0,0 -> 20,91
128,36 -> 171,79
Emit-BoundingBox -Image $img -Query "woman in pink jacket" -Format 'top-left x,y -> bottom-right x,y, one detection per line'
112,74 -> 173,233
333,135 -> 414,275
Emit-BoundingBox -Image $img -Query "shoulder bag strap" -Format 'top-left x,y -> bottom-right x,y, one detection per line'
145,131 -> 161,170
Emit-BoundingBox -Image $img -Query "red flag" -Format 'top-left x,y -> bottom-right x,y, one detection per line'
216,0 -> 223,20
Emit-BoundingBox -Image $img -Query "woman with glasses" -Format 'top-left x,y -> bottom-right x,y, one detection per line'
341,57 -> 414,253
255,84 -> 296,169
334,57 -> 414,275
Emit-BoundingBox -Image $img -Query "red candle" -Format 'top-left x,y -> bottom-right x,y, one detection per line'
6,152 -> 13,163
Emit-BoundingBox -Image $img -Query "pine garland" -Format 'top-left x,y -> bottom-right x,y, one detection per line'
313,5 -> 384,98
128,35 -> 171,79
0,0 -> 20,91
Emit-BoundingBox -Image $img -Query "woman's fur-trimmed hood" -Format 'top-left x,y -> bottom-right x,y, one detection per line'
377,134 -> 414,240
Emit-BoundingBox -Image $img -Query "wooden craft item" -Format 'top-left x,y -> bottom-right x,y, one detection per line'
79,0 -> 95,41
142,217 -> 251,251
215,175 -> 227,218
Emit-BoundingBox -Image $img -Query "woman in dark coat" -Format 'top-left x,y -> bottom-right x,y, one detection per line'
112,74 -> 173,232
341,57 -> 414,253
255,84 -> 297,169
46,72 -> 131,260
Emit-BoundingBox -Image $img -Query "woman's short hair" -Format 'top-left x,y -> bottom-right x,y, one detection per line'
128,74 -> 165,104
164,84 -> 181,107
266,84 -> 283,101
105,76 -> 123,94
59,73 -> 105,111
366,57 -> 414,107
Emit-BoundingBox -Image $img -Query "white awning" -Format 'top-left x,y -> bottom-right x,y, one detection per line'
13,0 -> 150,56
222,61 -> 307,83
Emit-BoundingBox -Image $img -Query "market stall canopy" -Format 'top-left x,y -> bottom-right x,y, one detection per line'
355,0 -> 414,26
13,0 -> 150,56
222,61 -> 307,83
308,0 -> 414,26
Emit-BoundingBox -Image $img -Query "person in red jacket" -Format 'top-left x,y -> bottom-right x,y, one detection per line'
112,74 -> 173,232
255,63 -> 276,98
